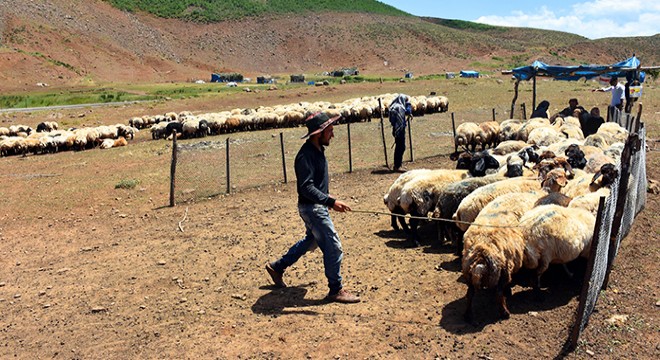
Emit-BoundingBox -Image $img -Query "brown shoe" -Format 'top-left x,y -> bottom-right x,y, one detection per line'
265,263 -> 286,288
326,288 -> 361,303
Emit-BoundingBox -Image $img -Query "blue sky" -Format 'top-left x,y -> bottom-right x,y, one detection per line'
379,0 -> 660,39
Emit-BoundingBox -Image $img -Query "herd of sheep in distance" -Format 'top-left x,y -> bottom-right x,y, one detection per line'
0,93 -> 448,157
383,113 -> 628,321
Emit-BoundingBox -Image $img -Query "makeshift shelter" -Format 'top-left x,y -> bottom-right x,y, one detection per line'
510,56 -> 644,117
290,74 -> 305,83
460,70 -> 479,78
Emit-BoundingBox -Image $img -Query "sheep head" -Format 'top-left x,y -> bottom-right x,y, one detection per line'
541,168 -> 568,192
591,163 -> 619,188
463,244 -> 501,290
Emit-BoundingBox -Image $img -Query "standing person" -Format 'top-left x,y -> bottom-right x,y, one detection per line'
579,107 -> 605,137
593,76 -> 625,111
389,94 -> 412,173
550,98 -> 584,122
530,100 -> 550,118
265,112 -> 360,304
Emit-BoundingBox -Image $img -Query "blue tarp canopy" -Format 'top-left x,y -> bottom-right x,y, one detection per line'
512,56 -> 643,82
460,70 -> 479,78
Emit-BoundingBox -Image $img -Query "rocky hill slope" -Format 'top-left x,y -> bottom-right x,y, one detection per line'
0,0 -> 657,91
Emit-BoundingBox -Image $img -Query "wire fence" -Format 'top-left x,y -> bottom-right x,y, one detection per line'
169,103 -> 525,204
567,117 -> 646,352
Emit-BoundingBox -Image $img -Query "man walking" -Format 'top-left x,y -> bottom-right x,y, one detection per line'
266,112 -> 360,303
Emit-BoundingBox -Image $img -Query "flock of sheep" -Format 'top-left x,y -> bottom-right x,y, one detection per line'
1,93 -> 448,157
128,93 -> 449,140
0,122 -> 137,157
383,114 -> 629,321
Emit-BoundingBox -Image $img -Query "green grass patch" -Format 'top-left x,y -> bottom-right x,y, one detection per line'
105,0 -> 410,22
115,179 -> 140,189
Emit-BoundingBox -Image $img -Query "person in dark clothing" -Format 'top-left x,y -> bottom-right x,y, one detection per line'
579,107 -> 605,137
551,98 -> 585,122
266,112 -> 360,304
531,100 -> 550,118
389,94 -> 412,172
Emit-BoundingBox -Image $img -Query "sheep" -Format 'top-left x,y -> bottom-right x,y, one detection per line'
462,191 -> 542,321
479,121 -> 501,149
466,151 -> 500,177
0,127 -> 9,137
521,188 -> 607,295
165,122 -> 184,138
453,177 -> 543,233
517,118 -> 551,142
498,119 -> 523,142
384,169 -> 433,232
437,96 -> 449,112
455,122 -> 483,152
117,125 -> 138,140
526,126 -> 563,147
36,121 -> 58,132
584,133 -> 615,149
112,137 -> 128,148
564,144 -> 587,170
396,169 -> 469,246
491,140 -> 527,156
584,152 -> 615,174
562,163 -> 619,198
597,122 -> 629,143
604,142 -> 625,160
99,138 -> 115,149
431,175 -> 507,252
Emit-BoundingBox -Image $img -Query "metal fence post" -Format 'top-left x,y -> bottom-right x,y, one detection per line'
451,112 -> 457,152
492,108 -> 496,121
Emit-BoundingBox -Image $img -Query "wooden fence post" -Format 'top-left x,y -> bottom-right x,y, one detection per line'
510,79 -> 520,118
492,108 -> 496,121
169,131 -> 177,207
226,138 -> 231,194
347,122 -> 353,173
378,98 -> 389,169
280,132 -> 287,183
451,112 -> 457,152
521,103 -> 527,120
407,116 -> 414,162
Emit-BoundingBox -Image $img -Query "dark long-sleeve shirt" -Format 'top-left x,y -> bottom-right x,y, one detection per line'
295,141 -> 336,207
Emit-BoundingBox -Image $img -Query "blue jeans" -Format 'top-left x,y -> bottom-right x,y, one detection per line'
271,203 -> 344,294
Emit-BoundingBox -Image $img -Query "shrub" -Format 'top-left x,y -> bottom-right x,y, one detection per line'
115,179 -> 140,189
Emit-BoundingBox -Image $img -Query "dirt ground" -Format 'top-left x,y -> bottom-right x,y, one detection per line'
1,81 -> 659,359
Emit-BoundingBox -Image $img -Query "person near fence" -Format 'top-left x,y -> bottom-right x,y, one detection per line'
265,112 -> 360,304
593,76 -> 625,111
530,100 -> 550,118
550,98 -> 585,122
389,94 -> 412,173
579,107 -> 605,137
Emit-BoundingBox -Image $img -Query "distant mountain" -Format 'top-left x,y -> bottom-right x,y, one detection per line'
0,0 -> 657,91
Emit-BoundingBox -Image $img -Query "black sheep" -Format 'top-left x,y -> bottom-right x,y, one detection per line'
468,151 -> 500,177
165,122 -> 184,137
565,144 -> 587,169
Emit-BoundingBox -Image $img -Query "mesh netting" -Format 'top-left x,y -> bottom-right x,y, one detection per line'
570,122 -> 647,349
